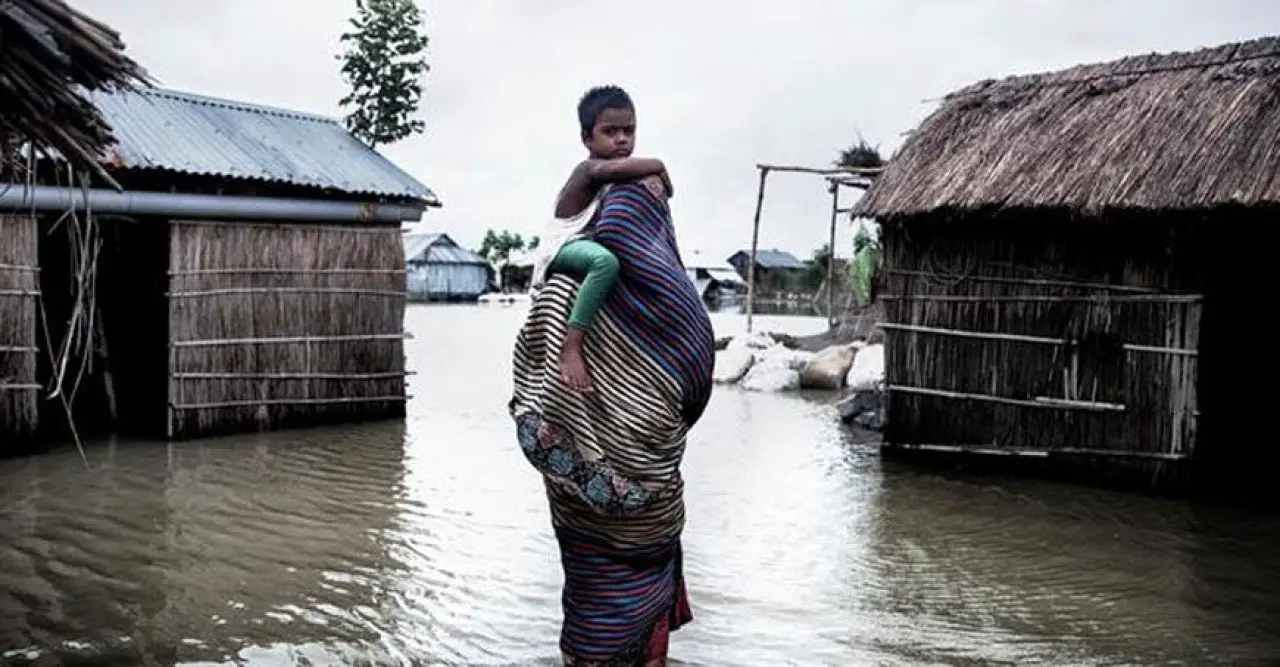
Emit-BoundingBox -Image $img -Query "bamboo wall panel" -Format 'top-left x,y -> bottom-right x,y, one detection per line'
881,218 -> 1199,460
167,220 -> 407,438
0,214 -> 39,439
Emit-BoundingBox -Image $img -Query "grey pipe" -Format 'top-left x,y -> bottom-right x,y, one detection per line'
0,183 -> 426,223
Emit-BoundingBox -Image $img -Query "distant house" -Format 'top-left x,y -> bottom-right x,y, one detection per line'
726,249 -> 807,288
403,233 -> 491,301
683,250 -> 745,304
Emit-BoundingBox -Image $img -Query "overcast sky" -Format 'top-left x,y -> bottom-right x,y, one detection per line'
76,1 -> 1279,261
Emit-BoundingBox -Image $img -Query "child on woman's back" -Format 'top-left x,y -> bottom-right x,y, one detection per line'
532,85 -> 672,392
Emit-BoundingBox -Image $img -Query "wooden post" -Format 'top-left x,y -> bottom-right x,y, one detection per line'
745,167 -> 769,333
827,183 -> 840,329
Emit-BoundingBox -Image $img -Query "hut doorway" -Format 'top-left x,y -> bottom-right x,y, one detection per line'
1196,218 -> 1280,504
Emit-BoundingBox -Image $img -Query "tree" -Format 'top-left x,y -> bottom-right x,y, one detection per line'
337,0 -> 430,148
805,243 -> 834,289
477,228 -> 528,265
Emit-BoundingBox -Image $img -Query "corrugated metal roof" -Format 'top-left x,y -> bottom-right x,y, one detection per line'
730,249 -> 806,270
91,87 -> 438,204
404,232 -> 488,266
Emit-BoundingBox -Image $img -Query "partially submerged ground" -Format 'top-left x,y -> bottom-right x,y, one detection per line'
713,303 -> 886,430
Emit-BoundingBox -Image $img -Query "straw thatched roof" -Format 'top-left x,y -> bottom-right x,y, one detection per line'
854,35 -> 1280,218
0,0 -> 150,178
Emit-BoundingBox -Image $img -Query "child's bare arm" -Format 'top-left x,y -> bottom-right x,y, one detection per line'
556,158 -> 671,217
585,157 -> 666,183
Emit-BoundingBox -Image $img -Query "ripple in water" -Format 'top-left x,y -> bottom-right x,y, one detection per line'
1,305 -> 1279,665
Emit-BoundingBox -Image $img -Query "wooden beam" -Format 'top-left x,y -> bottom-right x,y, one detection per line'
883,442 -> 1187,461
827,183 -> 839,328
171,333 -> 411,348
887,383 -> 1127,412
745,169 -> 769,333
877,321 -> 1199,357
756,164 -> 884,177
879,293 -> 1202,303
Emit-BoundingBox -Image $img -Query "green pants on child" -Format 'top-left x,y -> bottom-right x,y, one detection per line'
550,239 -> 619,330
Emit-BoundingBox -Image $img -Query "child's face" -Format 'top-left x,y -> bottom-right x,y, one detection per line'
585,107 -> 635,160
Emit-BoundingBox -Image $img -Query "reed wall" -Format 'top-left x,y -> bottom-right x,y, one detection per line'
879,215 -> 1201,474
0,214 -> 38,440
166,220 -> 408,439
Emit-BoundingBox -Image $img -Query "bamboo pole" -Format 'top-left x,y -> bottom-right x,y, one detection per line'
167,268 -> 406,277
755,164 -> 884,177
886,268 -> 1160,293
171,371 -> 416,380
887,383 -> 1127,412
827,183 -> 839,328
883,442 -> 1186,461
745,168 -> 769,333
167,287 -> 408,299
171,333 -> 410,348
879,293 -> 1201,303
171,395 -> 409,410
878,321 -> 1199,356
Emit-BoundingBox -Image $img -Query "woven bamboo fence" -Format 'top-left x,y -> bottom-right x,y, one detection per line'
166,220 -> 408,439
0,214 -> 39,440
879,218 -> 1199,465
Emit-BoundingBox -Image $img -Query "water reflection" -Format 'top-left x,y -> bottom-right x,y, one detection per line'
1,424 -> 410,665
0,304 -> 1277,665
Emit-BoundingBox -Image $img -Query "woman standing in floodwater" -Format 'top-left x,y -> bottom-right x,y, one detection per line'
508,85 -> 715,667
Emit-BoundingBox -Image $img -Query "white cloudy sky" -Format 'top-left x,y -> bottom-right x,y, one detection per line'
76,1 -> 1279,261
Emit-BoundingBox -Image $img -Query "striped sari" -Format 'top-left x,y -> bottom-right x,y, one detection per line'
510,180 -> 714,665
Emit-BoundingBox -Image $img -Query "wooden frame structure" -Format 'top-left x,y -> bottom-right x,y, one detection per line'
744,164 -> 880,332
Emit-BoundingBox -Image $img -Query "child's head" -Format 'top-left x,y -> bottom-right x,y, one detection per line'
577,85 -> 635,160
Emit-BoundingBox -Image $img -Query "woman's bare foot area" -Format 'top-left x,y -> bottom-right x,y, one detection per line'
560,329 -> 593,392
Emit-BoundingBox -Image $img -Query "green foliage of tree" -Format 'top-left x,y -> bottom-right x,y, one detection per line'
805,243 -> 834,288
478,228 -> 528,265
337,0 -> 429,148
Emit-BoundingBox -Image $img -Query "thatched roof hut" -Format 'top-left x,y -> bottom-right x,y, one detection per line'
856,35 -> 1280,218
0,0 -> 149,179
852,35 -> 1280,500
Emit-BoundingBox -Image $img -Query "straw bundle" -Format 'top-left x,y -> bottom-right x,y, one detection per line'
167,221 -> 408,439
0,0 -> 150,178
0,214 -> 39,439
855,36 -> 1280,218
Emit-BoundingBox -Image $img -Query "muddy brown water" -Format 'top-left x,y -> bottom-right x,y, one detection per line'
3,305 -> 1280,666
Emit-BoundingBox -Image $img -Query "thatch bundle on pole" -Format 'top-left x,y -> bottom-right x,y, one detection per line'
0,0 -> 149,182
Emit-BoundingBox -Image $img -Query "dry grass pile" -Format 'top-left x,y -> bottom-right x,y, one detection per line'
167,221 -> 407,439
0,214 -> 39,439
856,36 -> 1280,217
0,0 -> 150,179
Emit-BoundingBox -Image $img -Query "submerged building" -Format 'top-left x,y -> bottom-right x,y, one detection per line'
1,86 -> 438,443
403,232 -> 491,302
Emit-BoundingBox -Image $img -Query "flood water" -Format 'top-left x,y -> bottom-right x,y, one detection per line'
3,304 -> 1280,666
